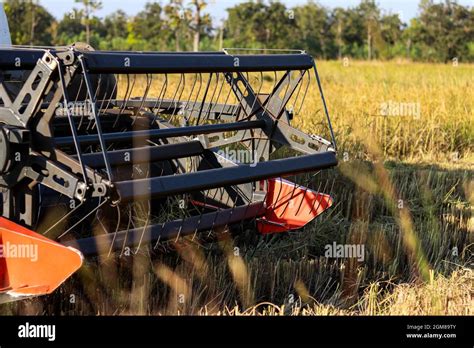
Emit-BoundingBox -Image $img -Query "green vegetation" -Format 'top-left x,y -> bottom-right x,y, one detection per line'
3,0 -> 474,62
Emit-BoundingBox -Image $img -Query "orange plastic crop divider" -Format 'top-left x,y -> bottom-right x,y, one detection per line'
257,178 -> 333,234
0,217 -> 83,300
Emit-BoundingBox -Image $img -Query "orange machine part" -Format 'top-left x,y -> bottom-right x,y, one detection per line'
257,178 -> 333,234
0,217 -> 83,299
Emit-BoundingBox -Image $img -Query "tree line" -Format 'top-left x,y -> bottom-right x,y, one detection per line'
3,0 -> 474,62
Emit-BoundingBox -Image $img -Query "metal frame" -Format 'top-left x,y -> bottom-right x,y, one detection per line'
0,46 -> 337,254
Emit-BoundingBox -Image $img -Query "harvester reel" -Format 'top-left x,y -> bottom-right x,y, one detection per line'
0,46 -> 337,302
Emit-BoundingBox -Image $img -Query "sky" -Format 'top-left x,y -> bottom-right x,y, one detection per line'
3,0 -> 474,23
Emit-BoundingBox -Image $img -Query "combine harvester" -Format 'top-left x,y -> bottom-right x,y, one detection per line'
0,5 -> 337,303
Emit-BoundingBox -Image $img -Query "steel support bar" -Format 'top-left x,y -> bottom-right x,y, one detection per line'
0,49 -> 46,69
54,119 -> 266,147
62,201 -> 265,256
115,151 -> 337,202
81,52 -> 314,74
79,141 -> 204,168
79,56 -> 114,181
0,49 -> 224,70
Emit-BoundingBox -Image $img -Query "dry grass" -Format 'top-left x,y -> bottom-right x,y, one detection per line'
301,60 -> 474,162
212,268 -> 473,316
1,60 -> 472,316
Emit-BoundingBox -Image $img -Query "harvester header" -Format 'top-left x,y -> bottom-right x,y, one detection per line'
0,45 -> 336,302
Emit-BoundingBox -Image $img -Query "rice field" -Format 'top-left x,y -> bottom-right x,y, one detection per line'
307,60 -> 473,163
1,59 -> 472,315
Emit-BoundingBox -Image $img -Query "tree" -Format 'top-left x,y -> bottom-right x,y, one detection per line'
164,0 -> 190,51
329,6 -> 365,58
264,2 -> 294,49
132,2 -> 168,50
379,13 -> 404,59
380,13 -> 403,45
54,9 -> 85,45
75,0 -> 102,45
104,10 -> 128,40
292,2 -> 333,58
225,2 -> 266,48
3,0 -> 55,46
225,2 -> 294,50
407,0 -> 474,62
189,0 -> 203,51
54,7 -> 105,47
356,0 -> 381,60
331,8 -> 347,59
188,0 -> 212,51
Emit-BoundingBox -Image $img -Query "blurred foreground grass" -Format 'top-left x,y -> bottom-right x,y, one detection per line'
1,60 -> 472,315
